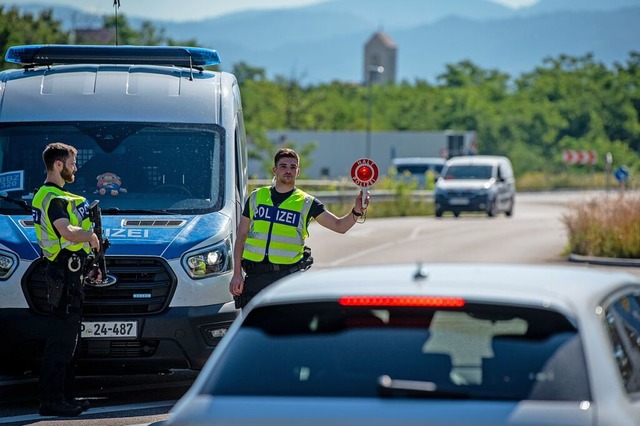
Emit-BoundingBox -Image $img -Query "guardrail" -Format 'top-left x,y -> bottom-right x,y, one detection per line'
249,179 -> 354,188
248,179 -> 434,204
314,189 -> 434,204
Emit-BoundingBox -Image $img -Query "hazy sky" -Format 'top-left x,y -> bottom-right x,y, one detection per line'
15,0 -> 540,22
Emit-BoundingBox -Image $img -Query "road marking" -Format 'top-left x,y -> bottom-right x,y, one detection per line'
324,224 -> 433,267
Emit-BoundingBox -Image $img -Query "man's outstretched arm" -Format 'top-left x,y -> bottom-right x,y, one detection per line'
314,191 -> 369,234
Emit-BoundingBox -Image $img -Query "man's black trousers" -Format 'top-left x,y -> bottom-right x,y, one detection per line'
238,268 -> 296,309
39,254 -> 85,403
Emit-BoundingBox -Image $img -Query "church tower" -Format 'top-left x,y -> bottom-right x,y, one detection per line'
363,31 -> 397,85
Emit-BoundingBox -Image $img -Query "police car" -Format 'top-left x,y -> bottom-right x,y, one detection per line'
165,263 -> 640,425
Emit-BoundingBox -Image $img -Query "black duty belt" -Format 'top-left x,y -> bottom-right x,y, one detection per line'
52,251 -> 87,272
242,260 -> 300,274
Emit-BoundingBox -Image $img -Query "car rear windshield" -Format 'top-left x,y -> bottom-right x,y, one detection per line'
204,302 -> 590,401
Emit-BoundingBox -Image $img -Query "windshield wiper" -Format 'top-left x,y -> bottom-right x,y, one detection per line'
0,194 -> 32,214
377,375 -> 470,399
102,207 -> 175,215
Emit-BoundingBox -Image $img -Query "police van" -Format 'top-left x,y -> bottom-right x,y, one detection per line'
0,45 -> 247,373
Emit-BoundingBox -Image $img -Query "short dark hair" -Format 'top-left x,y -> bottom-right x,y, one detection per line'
274,148 -> 299,167
43,142 -> 77,171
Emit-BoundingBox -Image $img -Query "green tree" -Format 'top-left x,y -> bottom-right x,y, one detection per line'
102,14 -> 197,47
515,53 -> 640,172
613,52 -> 640,152
233,62 -> 266,85
0,6 -> 69,69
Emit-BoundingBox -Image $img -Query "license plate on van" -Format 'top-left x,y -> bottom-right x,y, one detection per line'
449,197 -> 469,206
81,321 -> 137,338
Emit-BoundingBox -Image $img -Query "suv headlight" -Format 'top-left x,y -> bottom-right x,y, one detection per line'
0,250 -> 18,280
478,182 -> 494,195
182,238 -> 232,279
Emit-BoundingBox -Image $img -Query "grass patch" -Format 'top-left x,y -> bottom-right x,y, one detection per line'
517,171 -> 609,191
562,193 -> 640,259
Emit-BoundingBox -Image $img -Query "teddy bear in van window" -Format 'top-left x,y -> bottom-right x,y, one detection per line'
95,172 -> 128,196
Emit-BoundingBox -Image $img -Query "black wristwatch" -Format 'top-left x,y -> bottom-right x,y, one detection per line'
351,208 -> 363,217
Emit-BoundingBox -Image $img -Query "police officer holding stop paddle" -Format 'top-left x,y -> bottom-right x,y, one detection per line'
230,148 -> 370,309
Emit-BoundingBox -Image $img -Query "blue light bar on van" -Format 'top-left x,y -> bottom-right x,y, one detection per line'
5,45 -> 221,67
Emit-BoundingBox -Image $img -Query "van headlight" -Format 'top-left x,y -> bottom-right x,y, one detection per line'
0,250 -> 18,280
182,238 -> 232,279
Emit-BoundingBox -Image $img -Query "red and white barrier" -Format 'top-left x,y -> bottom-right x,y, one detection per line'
562,150 -> 598,165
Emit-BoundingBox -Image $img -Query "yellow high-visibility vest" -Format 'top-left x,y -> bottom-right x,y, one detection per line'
32,185 -> 92,261
243,187 -> 313,264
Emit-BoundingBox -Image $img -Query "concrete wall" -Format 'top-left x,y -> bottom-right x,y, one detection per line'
250,130 -> 477,179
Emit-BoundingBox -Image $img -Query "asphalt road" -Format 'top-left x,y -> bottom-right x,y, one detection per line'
1,190 -> 637,426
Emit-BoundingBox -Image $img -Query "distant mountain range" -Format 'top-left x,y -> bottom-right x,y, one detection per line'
10,0 -> 640,84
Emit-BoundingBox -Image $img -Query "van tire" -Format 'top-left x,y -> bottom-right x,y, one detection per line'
453,211 -> 460,218
487,200 -> 496,218
435,208 -> 443,218
505,198 -> 515,217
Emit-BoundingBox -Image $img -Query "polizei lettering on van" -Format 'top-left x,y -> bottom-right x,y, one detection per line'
254,204 -> 301,226
104,228 -> 150,238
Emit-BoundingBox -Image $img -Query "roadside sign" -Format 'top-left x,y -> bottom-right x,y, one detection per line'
614,166 -> 630,183
562,150 -> 597,165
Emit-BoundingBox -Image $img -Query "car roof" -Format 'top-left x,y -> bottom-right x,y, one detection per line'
392,157 -> 446,165
252,263 -> 639,314
445,155 -> 508,166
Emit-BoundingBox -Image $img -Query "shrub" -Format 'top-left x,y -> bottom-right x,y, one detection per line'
562,193 -> 640,258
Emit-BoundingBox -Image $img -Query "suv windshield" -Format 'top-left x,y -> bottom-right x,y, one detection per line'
0,122 -> 223,214
396,164 -> 444,176
204,302 -> 590,401
444,165 -> 493,180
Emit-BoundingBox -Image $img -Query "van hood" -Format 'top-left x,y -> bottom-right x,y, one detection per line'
436,179 -> 494,191
0,212 -> 231,261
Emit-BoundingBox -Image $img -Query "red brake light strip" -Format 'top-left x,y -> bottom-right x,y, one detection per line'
339,296 -> 465,307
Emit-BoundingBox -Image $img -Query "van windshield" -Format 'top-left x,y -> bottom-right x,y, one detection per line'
444,165 -> 493,180
0,121 -> 224,215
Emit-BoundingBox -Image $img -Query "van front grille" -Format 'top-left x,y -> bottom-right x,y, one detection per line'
80,339 -> 159,358
23,257 -> 177,316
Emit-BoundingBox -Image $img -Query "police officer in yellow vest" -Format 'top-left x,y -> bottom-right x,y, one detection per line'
32,143 -> 100,417
230,148 -> 369,308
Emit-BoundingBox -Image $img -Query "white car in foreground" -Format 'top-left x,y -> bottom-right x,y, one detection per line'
166,264 -> 640,426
